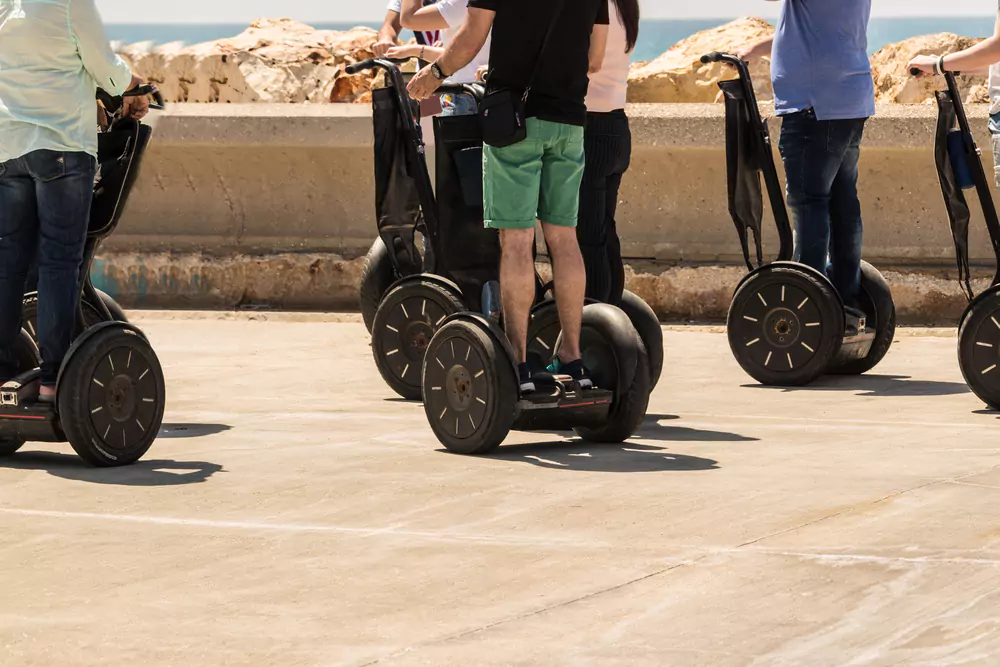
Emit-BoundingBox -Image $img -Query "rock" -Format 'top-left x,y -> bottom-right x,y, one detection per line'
871,33 -> 986,104
627,17 -> 774,103
118,19 -> 379,104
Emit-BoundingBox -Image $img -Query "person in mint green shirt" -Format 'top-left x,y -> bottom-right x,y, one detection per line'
0,0 -> 147,401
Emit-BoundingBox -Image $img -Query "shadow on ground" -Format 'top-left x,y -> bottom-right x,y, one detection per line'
0,451 -> 223,486
158,423 -> 232,438
744,374 -> 970,397
480,441 -> 719,473
636,414 -> 759,443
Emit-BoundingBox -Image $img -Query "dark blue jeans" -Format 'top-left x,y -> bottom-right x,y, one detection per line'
778,109 -> 867,309
0,150 -> 95,385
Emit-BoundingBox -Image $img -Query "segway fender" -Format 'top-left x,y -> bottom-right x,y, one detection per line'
733,261 -> 846,311
55,321 -> 147,390
387,273 -> 464,302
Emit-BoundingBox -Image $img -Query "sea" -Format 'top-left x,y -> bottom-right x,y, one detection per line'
106,17 -> 998,63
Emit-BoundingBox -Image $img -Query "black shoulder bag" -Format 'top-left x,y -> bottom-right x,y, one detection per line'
478,0 -> 566,148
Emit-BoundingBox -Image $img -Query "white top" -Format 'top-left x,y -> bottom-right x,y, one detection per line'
0,0 -> 132,162
387,0 -> 490,84
586,0 -> 629,113
990,4 -> 1000,115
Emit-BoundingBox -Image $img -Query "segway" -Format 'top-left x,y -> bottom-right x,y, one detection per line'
349,58 -> 664,399
0,86 -> 167,466
702,52 -> 896,386
922,69 -> 1000,408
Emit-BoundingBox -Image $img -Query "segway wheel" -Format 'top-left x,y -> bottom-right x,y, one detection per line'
570,304 -> 651,443
58,324 -> 165,467
360,238 -> 399,334
727,265 -> 843,386
0,331 -> 41,457
829,261 -> 896,376
618,290 -> 663,390
22,289 -> 126,343
372,278 -> 465,400
958,287 -> 1000,409
526,301 -> 561,372
421,317 -> 516,455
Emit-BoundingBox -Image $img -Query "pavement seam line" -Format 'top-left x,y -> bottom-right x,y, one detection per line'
353,559 -> 703,666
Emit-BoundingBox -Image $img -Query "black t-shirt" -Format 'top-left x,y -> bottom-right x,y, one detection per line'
469,0 -> 610,127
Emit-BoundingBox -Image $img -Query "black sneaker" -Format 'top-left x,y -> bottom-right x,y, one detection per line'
844,306 -> 867,336
546,357 -> 593,389
517,363 -> 535,395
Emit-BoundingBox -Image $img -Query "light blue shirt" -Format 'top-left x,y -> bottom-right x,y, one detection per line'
771,0 -> 876,121
0,0 -> 133,162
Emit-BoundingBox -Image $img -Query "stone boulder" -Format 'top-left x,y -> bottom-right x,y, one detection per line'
627,17 -> 775,103
117,19 -> 379,104
871,33 -> 987,104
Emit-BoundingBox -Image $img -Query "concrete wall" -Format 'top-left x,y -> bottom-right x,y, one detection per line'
97,102 -> 999,322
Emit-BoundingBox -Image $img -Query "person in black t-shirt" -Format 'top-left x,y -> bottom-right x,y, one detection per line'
408,0 -> 609,394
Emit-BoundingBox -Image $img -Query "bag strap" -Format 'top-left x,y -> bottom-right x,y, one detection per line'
522,0 -> 569,101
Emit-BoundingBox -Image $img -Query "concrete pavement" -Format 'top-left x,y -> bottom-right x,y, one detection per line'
2,313 -> 999,666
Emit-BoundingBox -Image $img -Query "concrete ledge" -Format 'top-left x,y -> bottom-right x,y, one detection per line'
93,252 -> 977,325
103,102 -> 998,322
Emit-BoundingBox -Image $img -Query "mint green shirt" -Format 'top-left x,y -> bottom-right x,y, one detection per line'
0,0 -> 132,162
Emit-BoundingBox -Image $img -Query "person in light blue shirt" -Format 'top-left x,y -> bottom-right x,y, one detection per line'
0,0 -> 147,401
737,0 -> 875,333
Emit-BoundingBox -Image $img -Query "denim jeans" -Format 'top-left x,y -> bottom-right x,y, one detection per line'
440,93 -> 478,117
0,150 -> 95,385
778,109 -> 867,308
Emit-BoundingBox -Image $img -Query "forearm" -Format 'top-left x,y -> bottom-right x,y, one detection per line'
436,13 -> 491,76
377,11 -> 401,44
589,25 -> 608,74
751,35 -> 773,58
942,36 -> 1000,74
400,0 -> 448,30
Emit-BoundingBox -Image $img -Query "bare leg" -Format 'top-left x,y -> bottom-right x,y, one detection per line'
499,228 -> 537,363
543,222 -> 585,362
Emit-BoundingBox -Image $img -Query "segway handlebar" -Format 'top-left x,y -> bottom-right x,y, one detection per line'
96,84 -> 166,116
346,58 -> 484,102
701,51 -> 752,78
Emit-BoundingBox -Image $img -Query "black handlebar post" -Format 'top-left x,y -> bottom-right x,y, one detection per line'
703,50 -> 794,262
942,71 -> 1000,281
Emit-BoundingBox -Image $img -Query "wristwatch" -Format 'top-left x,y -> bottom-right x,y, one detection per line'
430,63 -> 449,81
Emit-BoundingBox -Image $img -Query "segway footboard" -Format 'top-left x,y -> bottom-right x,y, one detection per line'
833,331 -> 876,365
513,377 -> 613,433
0,370 -> 62,442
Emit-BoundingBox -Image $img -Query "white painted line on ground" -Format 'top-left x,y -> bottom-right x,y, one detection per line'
677,412 -> 995,430
0,508 -> 607,549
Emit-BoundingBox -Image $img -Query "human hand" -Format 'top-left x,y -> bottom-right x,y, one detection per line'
407,65 -> 442,101
433,40 -> 444,48
121,73 -> 149,120
907,55 -> 938,77
372,38 -> 395,57
476,65 -> 488,83
732,41 -> 766,63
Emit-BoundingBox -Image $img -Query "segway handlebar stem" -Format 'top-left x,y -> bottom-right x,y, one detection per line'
705,51 -> 794,264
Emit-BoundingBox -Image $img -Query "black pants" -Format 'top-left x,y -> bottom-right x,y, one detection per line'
577,110 -> 630,305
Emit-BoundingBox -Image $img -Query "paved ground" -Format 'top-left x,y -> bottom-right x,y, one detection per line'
2,313 -> 999,666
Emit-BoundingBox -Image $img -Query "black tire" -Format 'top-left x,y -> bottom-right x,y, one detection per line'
618,290 -> 663,390
526,301 -> 561,372
58,324 -> 165,467
22,289 -> 126,344
421,317 -> 516,454
360,238 -> 399,334
829,261 -> 896,376
958,287 -> 1000,409
372,277 -> 465,400
571,304 -> 650,443
727,264 -> 843,386
0,331 -> 40,457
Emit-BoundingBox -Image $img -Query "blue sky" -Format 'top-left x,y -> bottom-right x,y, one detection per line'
95,0 -> 995,23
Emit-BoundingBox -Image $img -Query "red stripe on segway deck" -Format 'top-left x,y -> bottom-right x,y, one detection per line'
0,414 -> 48,420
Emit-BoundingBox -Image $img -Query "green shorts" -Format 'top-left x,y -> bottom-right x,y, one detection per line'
483,117 -> 585,229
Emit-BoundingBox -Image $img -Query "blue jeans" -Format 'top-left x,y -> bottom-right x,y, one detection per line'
0,150 -> 95,385
778,109 -> 867,309
440,93 -> 478,117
